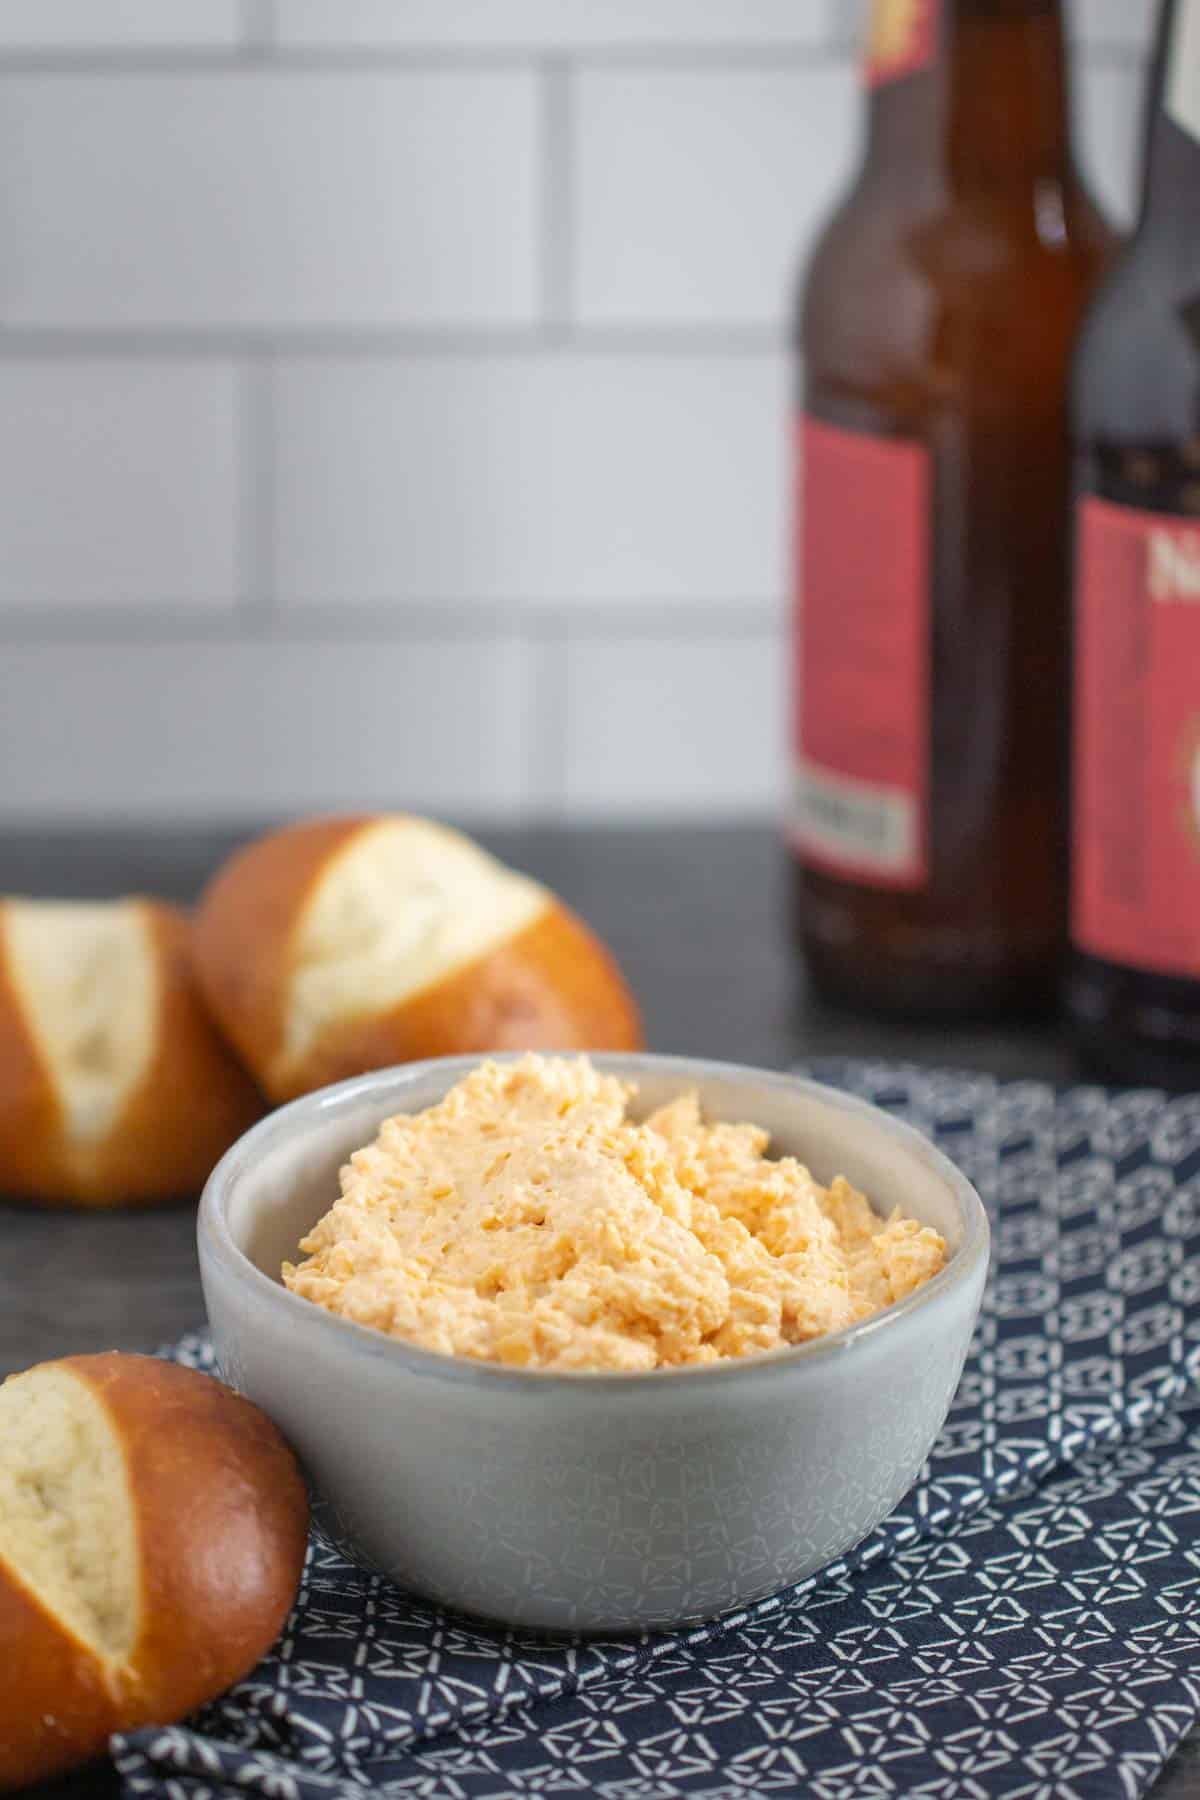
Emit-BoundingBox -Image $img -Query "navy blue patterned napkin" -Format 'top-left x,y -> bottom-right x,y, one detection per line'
114,1064 -> 1200,1800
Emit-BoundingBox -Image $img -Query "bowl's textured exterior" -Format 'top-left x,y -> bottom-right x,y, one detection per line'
198,1054 -> 989,1633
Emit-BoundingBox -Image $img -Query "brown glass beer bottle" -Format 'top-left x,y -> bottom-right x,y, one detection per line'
1069,0 -> 1200,1087
792,0 -> 1111,1018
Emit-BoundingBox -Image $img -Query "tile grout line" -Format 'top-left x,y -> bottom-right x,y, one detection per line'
239,0 -> 276,61
238,354 -> 276,633
0,41 -> 1144,72
525,624 -> 570,825
0,601 -> 783,649
0,45 -> 860,75
0,328 -> 787,358
828,0 -> 865,55
538,56 -> 574,339
0,803 -> 772,830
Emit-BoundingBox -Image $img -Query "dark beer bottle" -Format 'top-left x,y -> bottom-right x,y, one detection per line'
792,0 -> 1111,1018
1069,0 -> 1200,1086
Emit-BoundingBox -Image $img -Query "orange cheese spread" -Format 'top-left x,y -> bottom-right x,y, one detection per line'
283,1055 -> 947,1372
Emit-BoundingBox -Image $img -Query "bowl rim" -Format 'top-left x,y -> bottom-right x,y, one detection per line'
198,1051 -> 991,1394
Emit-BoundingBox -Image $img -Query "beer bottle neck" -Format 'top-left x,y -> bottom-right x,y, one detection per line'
1141,0 -> 1200,237
864,1 -> 1077,196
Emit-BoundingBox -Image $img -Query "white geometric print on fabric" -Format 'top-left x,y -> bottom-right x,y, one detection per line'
113,1064 -> 1200,1800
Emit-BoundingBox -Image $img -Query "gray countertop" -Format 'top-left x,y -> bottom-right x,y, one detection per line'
3,823 -> 1195,1799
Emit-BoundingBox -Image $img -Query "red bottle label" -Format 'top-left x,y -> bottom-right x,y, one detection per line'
1073,497 -> 1200,981
793,416 -> 931,890
864,0 -> 940,87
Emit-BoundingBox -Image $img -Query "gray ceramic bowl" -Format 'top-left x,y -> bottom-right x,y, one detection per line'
198,1053 -> 989,1634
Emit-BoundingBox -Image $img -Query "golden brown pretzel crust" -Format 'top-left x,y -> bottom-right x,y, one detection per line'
191,815 -> 375,1096
0,927 -> 63,1201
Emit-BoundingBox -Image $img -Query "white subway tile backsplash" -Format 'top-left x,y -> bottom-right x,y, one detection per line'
572,64 -> 859,329
272,353 -> 786,607
0,361 -> 239,608
562,633 -> 783,816
0,0 -> 242,50
0,72 -> 540,329
273,1 -> 838,52
0,13 -> 1157,827
1076,57 -> 1148,227
0,637 -> 528,819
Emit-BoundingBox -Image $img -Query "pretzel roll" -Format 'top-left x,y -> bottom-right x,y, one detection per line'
192,815 -> 643,1102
